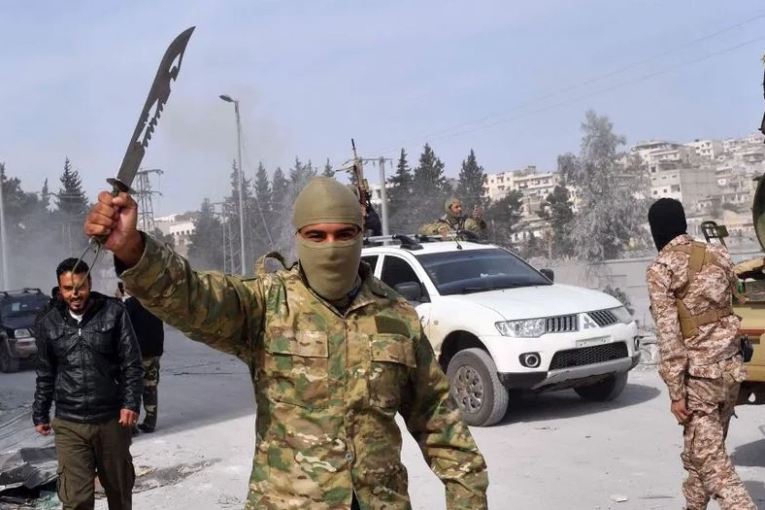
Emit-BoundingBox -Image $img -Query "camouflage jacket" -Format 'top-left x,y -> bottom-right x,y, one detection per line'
119,235 -> 488,510
646,234 -> 741,401
418,214 -> 486,239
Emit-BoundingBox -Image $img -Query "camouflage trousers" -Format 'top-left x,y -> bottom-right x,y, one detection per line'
681,359 -> 755,510
141,356 -> 160,428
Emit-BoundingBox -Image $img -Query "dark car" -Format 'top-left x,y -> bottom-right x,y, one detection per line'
0,288 -> 50,373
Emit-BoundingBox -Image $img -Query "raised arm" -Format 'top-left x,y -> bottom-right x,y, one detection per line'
85,191 -> 265,358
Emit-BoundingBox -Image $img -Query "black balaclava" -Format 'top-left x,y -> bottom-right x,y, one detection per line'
648,198 -> 687,251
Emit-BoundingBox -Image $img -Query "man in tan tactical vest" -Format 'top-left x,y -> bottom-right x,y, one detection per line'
646,198 -> 754,510
84,176 -> 488,510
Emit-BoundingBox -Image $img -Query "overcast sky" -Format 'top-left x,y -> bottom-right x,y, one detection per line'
2,1 -> 764,215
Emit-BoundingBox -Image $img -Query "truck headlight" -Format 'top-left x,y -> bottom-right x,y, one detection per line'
611,306 -> 634,324
13,328 -> 32,339
495,319 -> 546,338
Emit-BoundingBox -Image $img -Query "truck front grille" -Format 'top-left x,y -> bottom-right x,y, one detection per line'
549,342 -> 628,370
545,314 -> 578,333
587,309 -> 619,327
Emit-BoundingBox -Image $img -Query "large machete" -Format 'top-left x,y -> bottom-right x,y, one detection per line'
108,26 -> 195,194
74,27 -> 194,283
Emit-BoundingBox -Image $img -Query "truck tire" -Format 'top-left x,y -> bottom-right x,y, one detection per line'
0,339 -> 20,373
446,348 -> 509,426
574,371 -> 628,402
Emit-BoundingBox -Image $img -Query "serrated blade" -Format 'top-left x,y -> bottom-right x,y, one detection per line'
108,26 -> 195,193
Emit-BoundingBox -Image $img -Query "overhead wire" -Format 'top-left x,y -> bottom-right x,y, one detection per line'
371,11 -> 765,154
431,34 -> 765,143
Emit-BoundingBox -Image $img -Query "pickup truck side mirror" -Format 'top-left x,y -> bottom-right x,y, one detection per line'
394,281 -> 423,302
540,269 -> 555,282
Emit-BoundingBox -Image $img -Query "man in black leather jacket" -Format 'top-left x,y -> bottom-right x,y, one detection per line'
33,258 -> 143,510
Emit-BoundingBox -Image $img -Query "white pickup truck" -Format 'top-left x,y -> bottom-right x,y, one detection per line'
362,237 -> 640,426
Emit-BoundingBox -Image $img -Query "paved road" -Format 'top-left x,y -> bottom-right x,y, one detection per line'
2,328 -> 764,509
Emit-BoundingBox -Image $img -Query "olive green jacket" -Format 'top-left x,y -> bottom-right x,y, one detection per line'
418,214 -> 487,239
119,235 -> 488,509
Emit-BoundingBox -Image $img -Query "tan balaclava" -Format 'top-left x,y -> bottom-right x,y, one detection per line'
445,197 -> 462,218
293,177 -> 363,301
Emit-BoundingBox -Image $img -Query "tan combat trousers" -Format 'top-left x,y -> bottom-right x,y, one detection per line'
681,358 -> 755,510
52,417 -> 135,510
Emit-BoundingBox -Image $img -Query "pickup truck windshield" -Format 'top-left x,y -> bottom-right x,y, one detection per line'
416,248 -> 551,295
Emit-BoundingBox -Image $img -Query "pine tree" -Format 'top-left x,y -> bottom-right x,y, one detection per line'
56,157 -> 88,217
188,199 -> 224,270
0,163 -> 62,288
41,179 -> 50,212
387,149 -> 413,232
55,157 -> 89,255
521,232 -> 546,259
253,162 -> 272,219
0,164 -> 41,218
224,159 -> 256,272
411,144 -> 449,227
485,190 -> 523,245
269,165 -> 295,255
250,162 -> 274,254
288,157 -> 316,188
456,149 -> 487,210
539,183 -> 575,258
322,158 -> 334,178
388,149 -> 412,208
412,144 -> 447,194
271,167 -> 288,212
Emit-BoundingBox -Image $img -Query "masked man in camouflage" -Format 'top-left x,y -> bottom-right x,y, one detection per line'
419,197 -> 486,239
84,176 -> 489,510
646,198 -> 754,510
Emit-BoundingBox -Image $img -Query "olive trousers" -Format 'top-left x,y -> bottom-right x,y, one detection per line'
52,417 -> 135,510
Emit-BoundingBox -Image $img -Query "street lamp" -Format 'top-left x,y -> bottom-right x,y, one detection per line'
219,94 -> 247,275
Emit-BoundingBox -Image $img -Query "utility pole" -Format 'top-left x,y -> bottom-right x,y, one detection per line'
0,164 -> 8,289
212,202 -> 235,274
356,155 -> 393,235
219,95 -> 248,275
378,157 -> 390,236
134,168 -> 163,233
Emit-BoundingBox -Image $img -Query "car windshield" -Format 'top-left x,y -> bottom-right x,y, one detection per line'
1,298 -> 47,319
416,248 -> 551,295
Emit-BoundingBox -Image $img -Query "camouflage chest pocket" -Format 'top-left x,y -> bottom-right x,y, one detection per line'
264,329 -> 330,409
369,334 -> 417,409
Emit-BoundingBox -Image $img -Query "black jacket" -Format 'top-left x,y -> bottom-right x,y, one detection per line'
125,296 -> 164,357
33,292 -> 143,425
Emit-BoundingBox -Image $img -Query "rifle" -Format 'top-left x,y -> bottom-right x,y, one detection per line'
350,139 -> 372,212
700,220 -> 728,247
348,139 -> 382,236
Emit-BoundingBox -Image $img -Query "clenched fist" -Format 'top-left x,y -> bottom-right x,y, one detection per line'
84,191 -> 144,267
